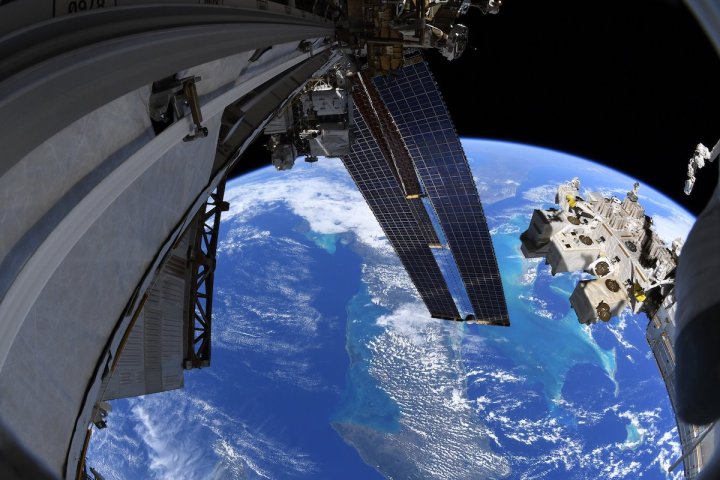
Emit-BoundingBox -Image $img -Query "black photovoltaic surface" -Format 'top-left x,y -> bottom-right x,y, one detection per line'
373,61 -> 510,326
342,105 -> 460,320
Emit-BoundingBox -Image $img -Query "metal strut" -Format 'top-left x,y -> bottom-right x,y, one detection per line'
182,78 -> 209,142
148,75 -> 209,141
183,180 -> 229,369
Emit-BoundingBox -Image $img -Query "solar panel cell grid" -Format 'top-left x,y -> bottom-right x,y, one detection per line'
342,108 -> 460,320
373,62 -> 510,326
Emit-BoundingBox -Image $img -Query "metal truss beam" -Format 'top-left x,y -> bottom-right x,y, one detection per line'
184,181 -> 229,369
61,49 -> 340,477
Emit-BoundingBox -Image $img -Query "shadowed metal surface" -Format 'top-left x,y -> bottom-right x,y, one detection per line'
0,4 -> 333,177
0,7 -> 336,470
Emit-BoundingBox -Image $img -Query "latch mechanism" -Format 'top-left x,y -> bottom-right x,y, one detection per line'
148,75 -> 209,141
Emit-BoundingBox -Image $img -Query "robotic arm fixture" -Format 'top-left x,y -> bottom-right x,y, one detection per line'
684,140 -> 719,195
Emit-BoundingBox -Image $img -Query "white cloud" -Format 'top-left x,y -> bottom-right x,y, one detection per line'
375,302 -> 433,345
217,224 -> 272,254
522,184 -> 560,205
519,258 -> 543,286
91,392 -> 318,480
466,367 -> 525,389
362,261 -> 418,309
132,403 -> 222,479
476,178 -> 520,204
605,311 -> 639,352
213,223 -> 330,391
224,162 -> 390,253
490,222 -> 520,235
366,303 -> 512,479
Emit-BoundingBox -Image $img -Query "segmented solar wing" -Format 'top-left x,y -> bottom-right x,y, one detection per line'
373,60 -> 510,326
342,98 -> 460,320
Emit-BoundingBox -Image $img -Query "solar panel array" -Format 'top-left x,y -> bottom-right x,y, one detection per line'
351,72 -> 424,199
342,101 -> 460,320
373,60 -> 510,326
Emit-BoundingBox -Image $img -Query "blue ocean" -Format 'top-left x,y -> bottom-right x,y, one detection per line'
211,207 -> 383,478
89,140 -> 688,479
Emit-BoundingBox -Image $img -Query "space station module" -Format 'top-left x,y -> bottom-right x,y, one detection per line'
264,65 -> 354,170
520,178 -> 714,478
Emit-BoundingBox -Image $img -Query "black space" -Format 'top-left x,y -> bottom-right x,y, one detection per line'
232,0 -> 720,216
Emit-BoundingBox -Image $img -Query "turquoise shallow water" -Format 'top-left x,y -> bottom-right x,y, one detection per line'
625,423 -> 641,447
332,288 -> 401,433
90,139 -> 690,479
473,212 -> 617,406
306,231 -> 338,254
457,140 -> 687,478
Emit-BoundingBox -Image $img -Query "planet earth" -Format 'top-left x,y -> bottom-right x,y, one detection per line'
87,139 -> 695,479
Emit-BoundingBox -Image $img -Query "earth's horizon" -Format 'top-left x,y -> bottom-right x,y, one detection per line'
88,138 -> 694,479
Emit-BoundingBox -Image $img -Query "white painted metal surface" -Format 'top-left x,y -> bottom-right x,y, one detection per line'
101,234 -> 189,401
0,36 -> 331,475
0,45 -> 325,376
